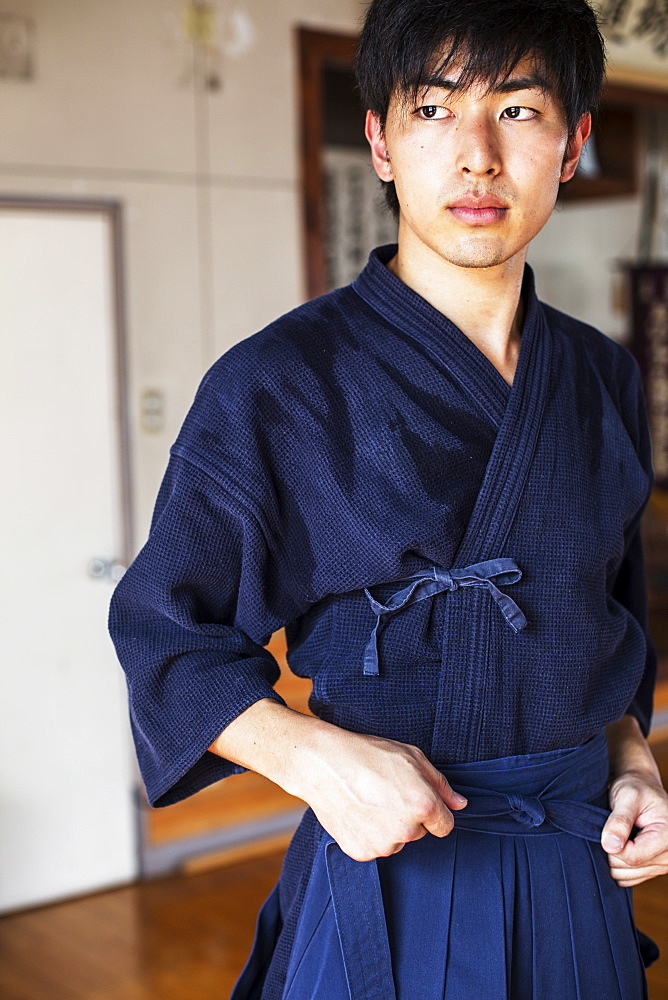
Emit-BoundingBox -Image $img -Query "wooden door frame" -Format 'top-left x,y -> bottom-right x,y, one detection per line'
298,27 -> 358,301
0,196 -> 134,564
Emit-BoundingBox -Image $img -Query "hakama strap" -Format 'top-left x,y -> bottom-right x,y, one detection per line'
362,558 -> 528,675
325,842 -> 397,1000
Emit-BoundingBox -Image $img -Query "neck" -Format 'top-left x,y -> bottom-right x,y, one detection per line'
388,234 -> 527,387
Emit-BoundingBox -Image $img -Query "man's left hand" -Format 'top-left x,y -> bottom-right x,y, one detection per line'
602,770 -> 668,887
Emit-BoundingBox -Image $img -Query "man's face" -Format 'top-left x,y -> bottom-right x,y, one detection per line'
366,55 -> 590,271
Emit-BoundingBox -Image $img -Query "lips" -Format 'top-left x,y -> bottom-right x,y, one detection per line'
448,196 -> 509,225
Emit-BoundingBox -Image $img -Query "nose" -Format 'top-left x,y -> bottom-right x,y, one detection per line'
455,117 -> 501,177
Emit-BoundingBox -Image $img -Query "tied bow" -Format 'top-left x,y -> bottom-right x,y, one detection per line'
363,558 -> 528,676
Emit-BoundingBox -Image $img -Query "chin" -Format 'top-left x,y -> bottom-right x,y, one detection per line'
438,241 -> 516,270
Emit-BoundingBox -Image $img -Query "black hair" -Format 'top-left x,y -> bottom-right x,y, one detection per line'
355,0 -> 606,217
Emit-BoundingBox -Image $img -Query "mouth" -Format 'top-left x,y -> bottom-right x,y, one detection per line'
447,198 -> 509,226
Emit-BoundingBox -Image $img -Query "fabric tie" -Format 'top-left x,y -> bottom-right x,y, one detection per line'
449,785 -> 611,841
506,793 -> 546,828
362,558 -> 528,675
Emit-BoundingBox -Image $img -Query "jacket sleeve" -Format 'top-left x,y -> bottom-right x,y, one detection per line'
614,513 -> 657,737
109,357 -> 306,807
614,351 -> 657,738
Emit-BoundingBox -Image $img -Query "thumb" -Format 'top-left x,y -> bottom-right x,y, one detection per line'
430,768 -> 468,811
601,797 -> 636,854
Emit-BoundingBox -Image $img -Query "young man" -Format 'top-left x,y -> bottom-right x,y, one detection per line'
110,0 -> 668,996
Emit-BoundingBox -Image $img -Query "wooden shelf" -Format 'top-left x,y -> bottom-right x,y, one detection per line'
560,98 -> 639,202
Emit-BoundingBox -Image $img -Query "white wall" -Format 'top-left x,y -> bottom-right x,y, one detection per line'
0,0 -> 365,537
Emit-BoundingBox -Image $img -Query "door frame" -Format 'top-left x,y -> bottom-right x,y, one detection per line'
297,28 -> 358,301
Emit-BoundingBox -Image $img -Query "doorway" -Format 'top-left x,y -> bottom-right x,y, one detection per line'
0,199 -> 137,911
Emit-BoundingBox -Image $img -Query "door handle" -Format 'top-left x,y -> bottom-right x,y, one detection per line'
88,558 -> 126,582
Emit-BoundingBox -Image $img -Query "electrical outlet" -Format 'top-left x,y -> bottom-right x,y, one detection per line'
183,2 -> 215,44
140,389 -> 165,434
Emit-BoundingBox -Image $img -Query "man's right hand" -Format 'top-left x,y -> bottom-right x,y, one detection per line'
291,726 -> 468,861
208,699 -> 467,862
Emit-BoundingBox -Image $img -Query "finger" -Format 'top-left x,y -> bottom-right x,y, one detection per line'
609,865 -> 666,886
607,854 -> 636,869
421,798 -> 455,839
610,829 -> 668,868
404,824 -> 429,845
607,850 -> 668,877
601,801 -> 637,854
615,876 -> 649,887
609,863 -> 659,879
429,768 -> 468,810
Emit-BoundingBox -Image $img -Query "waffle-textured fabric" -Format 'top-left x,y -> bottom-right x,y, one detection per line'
109,245 -> 657,999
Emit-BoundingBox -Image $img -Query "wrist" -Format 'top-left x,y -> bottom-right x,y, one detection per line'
208,699 -> 324,788
278,713 -> 346,799
605,714 -> 661,785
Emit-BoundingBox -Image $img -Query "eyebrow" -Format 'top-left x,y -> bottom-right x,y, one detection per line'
420,74 -> 552,96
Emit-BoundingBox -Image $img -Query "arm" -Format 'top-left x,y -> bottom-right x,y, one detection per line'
207,698 -> 468,862
598,359 -> 668,883
602,714 -> 668,886
110,362 -> 466,849
108,455 -> 291,807
599,516 -> 667,885
111,455 -> 466,844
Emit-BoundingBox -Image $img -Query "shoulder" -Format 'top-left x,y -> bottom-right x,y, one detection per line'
542,300 -> 649,458
542,300 -> 642,391
170,283 -> 366,485
202,284 -> 364,400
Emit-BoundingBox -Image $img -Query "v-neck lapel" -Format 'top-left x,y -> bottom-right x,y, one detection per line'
353,245 -> 511,430
353,246 -> 553,761
453,268 -> 552,564
353,245 -> 552,564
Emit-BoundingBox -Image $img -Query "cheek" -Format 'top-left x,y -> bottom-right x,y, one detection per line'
395,180 -> 446,229
509,151 -> 562,213
391,150 -> 443,207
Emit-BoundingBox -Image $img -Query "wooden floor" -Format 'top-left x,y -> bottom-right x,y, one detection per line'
1,745 -> 668,1000
0,851 -> 283,1000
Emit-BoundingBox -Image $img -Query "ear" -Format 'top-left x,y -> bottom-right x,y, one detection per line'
365,110 -> 394,182
560,112 -> 592,183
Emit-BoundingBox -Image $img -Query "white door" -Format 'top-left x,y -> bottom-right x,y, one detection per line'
0,204 -> 137,912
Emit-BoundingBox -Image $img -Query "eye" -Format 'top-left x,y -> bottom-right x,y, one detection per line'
416,105 -> 449,120
501,106 -> 536,121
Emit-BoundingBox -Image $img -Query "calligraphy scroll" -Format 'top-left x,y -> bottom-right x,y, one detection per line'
630,264 -> 668,489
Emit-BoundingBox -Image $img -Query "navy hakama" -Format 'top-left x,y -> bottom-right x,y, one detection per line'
233,732 -> 657,999
109,246 -> 659,999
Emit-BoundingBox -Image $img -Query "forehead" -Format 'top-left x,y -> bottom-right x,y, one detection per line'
394,48 -> 553,102
386,50 -> 562,121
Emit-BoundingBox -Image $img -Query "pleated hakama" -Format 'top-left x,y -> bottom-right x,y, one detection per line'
232,731 -> 658,1000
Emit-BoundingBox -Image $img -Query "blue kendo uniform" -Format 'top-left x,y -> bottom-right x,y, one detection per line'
109,246 -> 659,999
